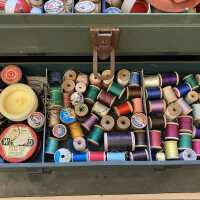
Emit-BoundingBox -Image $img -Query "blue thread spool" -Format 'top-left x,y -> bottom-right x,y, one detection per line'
72,152 -> 88,162
129,72 -> 140,87
0,157 -> 4,163
174,82 -> 192,98
146,87 -> 162,100
106,152 -> 126,161
54,148 -> 72,163
104,7 -> 122,13
49,71 -> 62,85
45,137 -> 59,155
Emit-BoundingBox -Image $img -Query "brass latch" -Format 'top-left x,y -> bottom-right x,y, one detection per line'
90,28 -> 119,80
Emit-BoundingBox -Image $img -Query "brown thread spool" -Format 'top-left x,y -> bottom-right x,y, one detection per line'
132,98 -> 143,113
63,70 -> 77,81
176,98 -> 192,115
75,82 -> 87,93
149,115 -> 166,129
62,79 -> 75,94
117,69 -> 130,86
185,91 -> 199,105
63,92 -> 71,107
134,130 -> 147,148
89,73 -> 102,87
127,86 -> 142,99
101,70 -> 114,87
163,86 -> 178,104
165,102 -> 182,121
117,116 -> 130,130
76,73 -> 89,85
100,115 -> 115,131
97,89 -> 116,107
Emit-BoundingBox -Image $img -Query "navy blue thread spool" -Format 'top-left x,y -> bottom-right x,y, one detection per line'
146,87 -> 162,100
106,152 -> 127,161
173,82 -> 192,98
72,152 -> 88,162
49,71 -> 62,85
130,149 -> 149,161
129,72 -> 140,87
159,72 -> 179,87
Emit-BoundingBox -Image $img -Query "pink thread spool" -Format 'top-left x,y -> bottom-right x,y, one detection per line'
150,130 -> 162,149
178,115 -> 193,134
164,122 -> 179,140
192,139 -> 200,157
148,99 -> 166,113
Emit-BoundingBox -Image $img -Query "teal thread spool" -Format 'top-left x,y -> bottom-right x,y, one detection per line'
107,81 -> 125,99
45,137 -> 59,155
179,133 -> 192,150
183,74 -> 199,90
50,86 -> 63,108
87,125 -> 104,146
85,85 -> 100,103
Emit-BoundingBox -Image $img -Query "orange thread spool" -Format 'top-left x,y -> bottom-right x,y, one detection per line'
114,101 -> 133,116
63,92 -> 71,107
132,98 -> 143,113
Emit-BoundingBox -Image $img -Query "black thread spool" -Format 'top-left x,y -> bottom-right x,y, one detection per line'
149,115 -> 167,129
130,149 -> 149,161
134,130 -> 147,148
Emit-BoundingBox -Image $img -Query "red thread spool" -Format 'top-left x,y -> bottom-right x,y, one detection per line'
132,98 -> 143,113
150,130 -> 161,149
178,115 -> 193,134
88,151 -> 106,161
164,122 -> 179,140
131,0 -> 148,13
192,139 -> 200,157
114,101 -> 133,116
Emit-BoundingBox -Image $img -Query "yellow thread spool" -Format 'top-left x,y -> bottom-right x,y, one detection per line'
68,121 -> 84,139
165,141 -> 178,160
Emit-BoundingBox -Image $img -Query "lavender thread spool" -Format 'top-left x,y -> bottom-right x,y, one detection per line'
148,99 -> 166,113
81,113 -> 99,131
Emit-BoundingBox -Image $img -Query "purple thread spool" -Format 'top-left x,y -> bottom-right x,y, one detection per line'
178,115 -> 193,134
159,72 -> 179,86
130,149 -> 149,161
49,71 -> 62,85
148,99 -> 166,113
193,126 -> 200,139
81,113 -> 99,131
164,122 -> 179,140
179,149 -> 197,161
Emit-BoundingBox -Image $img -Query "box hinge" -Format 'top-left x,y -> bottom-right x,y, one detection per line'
90,28 -> 119,80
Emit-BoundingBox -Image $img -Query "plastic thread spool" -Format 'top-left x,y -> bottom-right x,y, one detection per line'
87,125 -> 104,146
185,91 -> 199,105
81,113 -> 99,131
155,152 -> 166,161
88,151 -> 106,161
173,82 -> 192,98
101,70 -> 114,87
117,116 -> 130,130
45,137 -> 59,155
178,115 -> 193,133
192,104 -> 200,127
97,89 -> 116,107
129,71 -> 140,86
76,73 -> 89,85
183,74 -> 199,90
50,86 -> 63,108
117,69 -> 130,86
60,107 -> 76,125
192,126 -> 200,139
149,115 -> 166,129
107,81 -> 125,99
63,69 -> 77,81
163,86 -> 178,104
72,152 -> 88,162
52,124 -> 67,139
132,98 -> 143,113
179,133 -> 192,150
192,139 -> 200,157
176,98 -> 192,115
165,140 -> 178,160
150,130 -> 161,149
101,115 -> 115,131
165,102 -> 182,121
74,103 -> 88,117
134,130 -> 147,148
75,82 -> 87,93
131,113 -> 147,129
85,85 -> 100,104
127,86 -> 142,99
130,149 -> 149,161
92,101 -> 110,117
62,79 -> 75,94
106,152 -> 126,161
68,122 -> 84,139
48,108 -> 60,127
148,99 -> 166,113
146,87 -> 162,100
114,101 -> 133,116
27,112 -> 45,132
164,122 -> 179,140
104,132 -> 135,152
73,137 -> 86,152
70,92 -> 84,106
54,148 -> 71,163
143,75 -> 160,88
158,72 -> 179,86
63,92 -> 71,107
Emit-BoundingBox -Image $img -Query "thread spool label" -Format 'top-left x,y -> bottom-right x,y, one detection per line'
131,113 -> 147,129
27,112 -> 45,131
52,124 -> 67,138
60,108 -> 76,124
54,148 -> 71,163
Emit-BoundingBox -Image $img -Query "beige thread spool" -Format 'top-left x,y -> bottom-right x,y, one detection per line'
75,82 -> 87,93
132,98 -> 143,113
100,115 -> 115,131
165,140 -> 178,160
73,137 -> 86,152
63,70 -> 77,81
143,75 -> 160,88
195,74 -> 200,85
48,108 -> 60,128
163,86 -> 178,104
101,70 -> 114,87
185,91 -> 199,105
62,79 -> 75,94
176,98 -> 192,115
92,101 -> 110,117
117,69 -> 130,87
117,116 -> 130,130
76,73 -> 89,85
165,102 -> 182,121
89,73 -> 102,87
74,103 -> 89,117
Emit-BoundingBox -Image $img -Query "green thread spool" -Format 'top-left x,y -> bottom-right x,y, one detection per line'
87,125 -> 104,146
179,133 -> 192,150
85,85 -> 100,103
107,81 -> 125,99
50,86 -> 63,108
45,137 -> 59,155
183,74 -> 199,90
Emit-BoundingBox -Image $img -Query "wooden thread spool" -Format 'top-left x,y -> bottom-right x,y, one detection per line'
102,70 -> 114,87
150,130 -> 161,150
195,74 -> 200,86
192,139 -> 200,157
117,69 -> 130,86
132,98 -> 143,113
148,99 -> 166,113
48,108 -> 60,128
89,73 -> 102,87
63,92 -> 71,107
179,133 -> 192,150
127,86 -> 142,99
178,115 -> 193,134
165,140 -> 178,160
185,91 -> 199,105
63,70 -> 77,81
163,86 -> 178,104
97,89 -> 116,107
130,149 -> 149,161
107,81 -> 125,99
85,85 -> 100,104
87,125 -> 104,146
164,122 -> 179,140
76,73 -> 89,85
68,122 -> 84,139
92,101 -> 110,117
73,137 -> 86,152
183,74 -> 199,90
62,79 -> 75,94
114,101 -> 133,117
149,115 -> 166,129
176,98 -> 192,115
165,102 -> 182,121
81,113 -> 99,131
134,130 -> 147,148
192,104 -> 200,127
129,72 -> 140,87
143,75 -> 160,88
75,82 -> 87,93
117,116 -> 130,130
173,82 -> 192,98
100,115 -> 115,131
74,103 -> 88,117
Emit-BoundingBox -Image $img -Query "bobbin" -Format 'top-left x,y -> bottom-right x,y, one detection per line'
88,151 -> 106,161
127,86 -> 142,99
52,123 -> 67,139
117,116 -> 130,130
146,87 -> 162,100
179,133 -> 192,150
192,104 -> 200,127
97,89 -> 116,107
148,115 -> 167,129
129,71 -> 140,87
158,72 -> 179,87
164,122 -> 179,140
178,115 -> 193,134
101,115 -> 115,131
54,148 -> 71,163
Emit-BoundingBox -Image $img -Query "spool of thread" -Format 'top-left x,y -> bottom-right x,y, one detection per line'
148,99 -> 166,113
81,113 -> 99,131
130,149 -> 149,161
155,152 -> 166,161
134,130 -> 147,148
165,102 -> 182,121
150,130 -> 161,149
107,81 -> 125,99
87,125 -> 104,146
179,133 -> 192,150
63,70 -> 77,81
127,86 -> 142,99
49,86 -> 63,108
149,115 -> 166,129
178,115 -> 193,133
75,82 -> 87,93
146,87 -> 162,100
163,86 -> 178,104
185,91 -> 199,105
63,92 -> 71,107
183,74 -> 199,90
45,137 -> 59,155
68,122 -> 84,139
104,132 -> 135,151
164,122 -> 179,140
101,70 -> 114,87
165,140 -> 178,160
192,139 -> 200,157
101,115 -> 115,131
72,152 -> 88,162
76,73 -> 89,86
132,98 -> 143,113
62,79 -> 75,94
92,101 -> 110,117
173,82 -> 192,98
70,92 -> 84,106
60,107 -> 76,125
54,148 -> 71,163
179,149 -> 197,161
88,151 -> 106,161
158,72 -> 179,86
74,103 -> 88,117
195,74 -> 200,85
85,85 -> 100,104
143,75 -> 160,88
49,71 -> 62,85
106,152 -> 126,161
192,126 -> 200,139
176,98 -> 192,115
117,69 -> 130,86
192,104 -> 200,127
97,90 -> 116,107
129,71 -> 140,86
89,73 -> 102,87
48,108 -> 60,127
73,137 -> 86,152
114,101 -> 133,116
117,116 -> 130,130
52,124 -> 67,139
131,113 -> 147,129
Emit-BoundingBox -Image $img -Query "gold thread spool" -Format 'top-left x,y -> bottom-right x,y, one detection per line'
117,116 -> 130,130
75,82 -> 87,93
62,79 -> 75,94
48,108 -> 60,127
176,98 -> 192,115
92,101 -> 110,117
89,73 -> 102,87
165,140 -> 178,160
74,103 -> 88,117
143,75 -> 160,88
101,70 -> 114,87
163,86 -> 178,104
63,70 -> 77,81
76,73 -> 89,86
185,91 -> 199,105
132,98 -> 143,113
117,69 -> 130,86
68,121 -> 84,139
165,102 -> 182,121
100,115 -> 115,131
